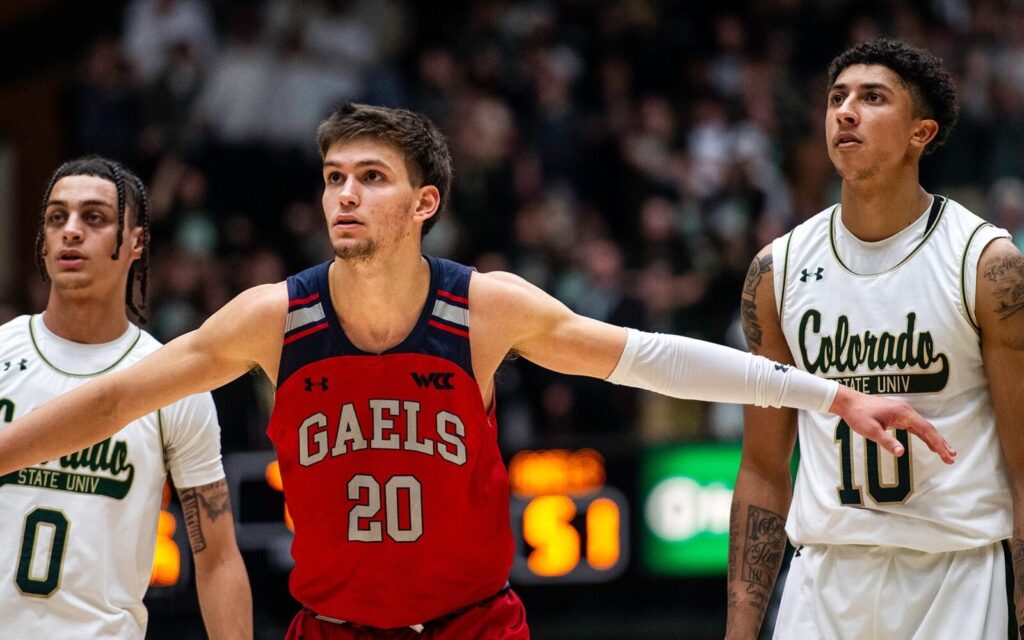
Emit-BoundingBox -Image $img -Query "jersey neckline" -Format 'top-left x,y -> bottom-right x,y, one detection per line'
318,255 -> 440,356
828,195 -> 947,277
29,314 -> 143,377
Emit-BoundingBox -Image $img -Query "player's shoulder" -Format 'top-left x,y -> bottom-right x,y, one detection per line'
935,196 -> 994,234
469,270 -> 545,308
232,281 -> 290,338
937,195 -> 977,217
233,281 -> 289,311
467,270 -> 565,337
191,281 -> 290,371
205,281 -> 289,335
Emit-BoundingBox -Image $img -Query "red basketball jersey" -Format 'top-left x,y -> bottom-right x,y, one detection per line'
266,258 -> 514,628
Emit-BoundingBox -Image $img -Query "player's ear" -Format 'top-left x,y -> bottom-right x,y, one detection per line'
910,118 -> 939,150
412,185 -> 440,225
126,220 -> 144,260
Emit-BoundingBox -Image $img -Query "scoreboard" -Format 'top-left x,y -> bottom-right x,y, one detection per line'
508,449 -> 629,583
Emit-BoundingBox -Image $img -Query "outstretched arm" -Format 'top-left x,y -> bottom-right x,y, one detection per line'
471,270 -> 954,462
0,283 -> 286,476
179,479 -> 253,640
976,239 -> 1024,636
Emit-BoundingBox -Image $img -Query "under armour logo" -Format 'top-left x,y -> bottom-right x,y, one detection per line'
304,377 -> 329,391
800,267 -> 824,282
774,363 -> 790,373
410,372 -> 455,390
3,359 -> 27,372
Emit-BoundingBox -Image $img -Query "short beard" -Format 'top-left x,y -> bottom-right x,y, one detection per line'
49,272 -> 93,292
835,163 -> 879,182
334,240 -> 378,264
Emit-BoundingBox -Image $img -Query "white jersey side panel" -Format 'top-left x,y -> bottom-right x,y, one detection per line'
772,198 -> 1012,552
0,315 -> 225,639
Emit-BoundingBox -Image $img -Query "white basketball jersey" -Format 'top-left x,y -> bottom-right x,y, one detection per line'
0,315 -> 224,639
773,197 -> 1012,552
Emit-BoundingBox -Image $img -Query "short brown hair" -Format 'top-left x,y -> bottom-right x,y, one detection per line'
317,103 -> 453,236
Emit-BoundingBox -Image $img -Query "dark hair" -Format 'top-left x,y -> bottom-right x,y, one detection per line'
317,103 -> 452,236
827,38 -> 959,154
35,156 -> 151,322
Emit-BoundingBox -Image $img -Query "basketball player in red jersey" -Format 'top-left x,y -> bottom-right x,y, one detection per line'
0,104 -> 954,638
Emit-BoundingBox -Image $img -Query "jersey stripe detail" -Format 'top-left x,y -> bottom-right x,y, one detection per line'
437,289 -> 469,305
432,299 -> 468,328
779,231 -> 794,323
290,292 -> 320,307
1002,540 -> 1017,640
428,319 -> 469,338
286,303 -> 327,334
278,257 -> 477,386
283,322 -> 329,345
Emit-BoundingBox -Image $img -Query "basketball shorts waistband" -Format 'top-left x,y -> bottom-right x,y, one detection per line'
309,581 -> 513,633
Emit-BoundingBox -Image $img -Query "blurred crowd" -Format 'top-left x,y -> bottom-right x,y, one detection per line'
25,0 -> 1024,449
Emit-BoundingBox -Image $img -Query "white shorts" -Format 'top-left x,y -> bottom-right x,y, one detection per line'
773,541 -> 1011,640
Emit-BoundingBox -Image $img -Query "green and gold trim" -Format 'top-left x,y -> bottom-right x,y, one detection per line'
960,222 -> 994,335
778,230 -> 795,324
829,195 -> 948,277
29,315 -> 142,377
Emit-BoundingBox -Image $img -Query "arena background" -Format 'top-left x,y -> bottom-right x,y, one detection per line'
1,1 -> 1022,638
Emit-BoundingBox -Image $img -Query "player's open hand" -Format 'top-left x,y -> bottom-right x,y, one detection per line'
829,385 -> 956,464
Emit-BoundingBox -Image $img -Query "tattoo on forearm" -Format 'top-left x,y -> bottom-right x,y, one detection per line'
741,255 -> 773,351
178,479 -> 232,554
179,486 -> 205,553
727,501 -> 740,614
728,501 -> 739,584
740,505 -> 786,614
983,254 -> 1024,320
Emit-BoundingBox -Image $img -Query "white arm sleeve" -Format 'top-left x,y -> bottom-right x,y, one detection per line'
606,328 -> 838,413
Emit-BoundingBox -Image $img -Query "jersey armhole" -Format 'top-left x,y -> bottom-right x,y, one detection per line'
960,223 -> 1008,335
776,231 -> 794,325
157,407 -> 170,474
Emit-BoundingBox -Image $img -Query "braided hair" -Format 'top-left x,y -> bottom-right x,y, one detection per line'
35,156 -> 151,322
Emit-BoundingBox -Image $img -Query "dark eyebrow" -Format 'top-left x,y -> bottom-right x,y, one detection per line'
45,199 -> 115,209
322,159 -> 394,170
829,82 -> 894,93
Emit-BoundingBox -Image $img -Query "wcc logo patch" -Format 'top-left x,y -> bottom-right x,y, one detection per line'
800,267 -> 824,282
411,372 -> 455,390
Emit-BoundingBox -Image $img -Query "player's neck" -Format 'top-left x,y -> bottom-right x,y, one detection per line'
42,293 -> 132,344
328,252 -> 431,353
839,175 -> 930,242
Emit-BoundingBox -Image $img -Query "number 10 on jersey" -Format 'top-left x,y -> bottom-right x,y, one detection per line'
835,419 -> 913,506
